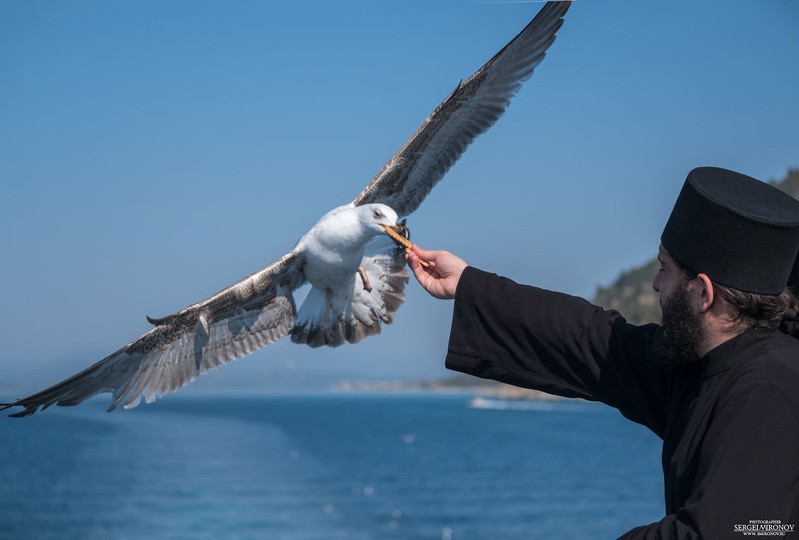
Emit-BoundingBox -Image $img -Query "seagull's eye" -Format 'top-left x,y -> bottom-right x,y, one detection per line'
372,209 -> 384,219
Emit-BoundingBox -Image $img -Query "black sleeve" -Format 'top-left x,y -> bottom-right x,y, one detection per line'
445,266 -> 668,435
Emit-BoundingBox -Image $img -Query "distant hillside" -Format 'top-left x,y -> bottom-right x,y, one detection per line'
591,167 -> 798,325
776,168 -> 799,198
593,258 -> 661,325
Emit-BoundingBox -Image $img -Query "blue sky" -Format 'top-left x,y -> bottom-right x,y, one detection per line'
1,0 -> 797,396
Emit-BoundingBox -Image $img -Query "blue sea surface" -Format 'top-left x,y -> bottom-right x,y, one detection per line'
0,394 -> 663,539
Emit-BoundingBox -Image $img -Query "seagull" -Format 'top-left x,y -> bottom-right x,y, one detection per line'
2,1 -> 571,417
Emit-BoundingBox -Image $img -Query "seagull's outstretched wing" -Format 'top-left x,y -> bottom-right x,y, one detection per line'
1,253 -> 305,417
352,1 -> 570,217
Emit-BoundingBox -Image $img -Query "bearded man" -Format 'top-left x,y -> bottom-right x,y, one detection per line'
407,167 -> 799,538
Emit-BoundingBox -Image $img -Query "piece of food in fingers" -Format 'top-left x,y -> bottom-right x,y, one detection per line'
382,224 -> 430,267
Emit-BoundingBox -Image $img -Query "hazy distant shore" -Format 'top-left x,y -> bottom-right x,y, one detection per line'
334,376 -> 562,400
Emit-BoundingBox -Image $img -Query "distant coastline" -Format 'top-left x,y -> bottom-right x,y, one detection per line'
334,374 -> 561,401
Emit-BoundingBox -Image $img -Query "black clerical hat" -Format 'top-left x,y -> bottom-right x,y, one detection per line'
661,167 -> 799,295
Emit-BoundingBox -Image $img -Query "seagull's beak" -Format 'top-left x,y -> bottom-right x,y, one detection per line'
381,222 -> 411,250
386,222 -> 409,240
381,222 -> 430,267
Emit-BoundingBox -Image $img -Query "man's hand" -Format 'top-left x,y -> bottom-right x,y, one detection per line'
406,246 -> 468,300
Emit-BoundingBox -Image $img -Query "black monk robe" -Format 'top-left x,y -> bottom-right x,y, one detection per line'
445,267 -> 799,539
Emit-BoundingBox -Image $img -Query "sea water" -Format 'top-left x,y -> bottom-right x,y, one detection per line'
0,394 -> 663,539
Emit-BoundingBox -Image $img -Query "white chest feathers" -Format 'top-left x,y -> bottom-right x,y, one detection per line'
295,203 -> 399,289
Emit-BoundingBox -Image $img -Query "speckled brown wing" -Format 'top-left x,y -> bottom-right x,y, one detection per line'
1,253 -> 305,417
352,1 -> 570,217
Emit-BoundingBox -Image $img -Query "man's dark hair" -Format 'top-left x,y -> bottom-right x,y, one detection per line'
672,258 -> 793,332
713,285 -> 794,331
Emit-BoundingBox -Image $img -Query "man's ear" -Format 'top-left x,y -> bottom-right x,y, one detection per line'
694,273 -> 715,313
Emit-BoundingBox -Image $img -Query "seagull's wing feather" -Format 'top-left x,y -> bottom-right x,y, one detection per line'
1,253 -> 305,417
352,0 -> 570,217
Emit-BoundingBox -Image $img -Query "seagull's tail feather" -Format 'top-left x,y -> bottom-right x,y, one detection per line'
291,286 -> 335,348
290,240 -> 408,348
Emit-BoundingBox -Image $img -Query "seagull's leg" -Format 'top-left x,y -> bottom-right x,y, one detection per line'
357,267 -> 373,293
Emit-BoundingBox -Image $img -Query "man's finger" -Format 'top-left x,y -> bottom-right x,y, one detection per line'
411,245 -> 439,261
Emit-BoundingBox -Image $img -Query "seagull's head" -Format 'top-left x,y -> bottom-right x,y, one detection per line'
358,203 -> 403,238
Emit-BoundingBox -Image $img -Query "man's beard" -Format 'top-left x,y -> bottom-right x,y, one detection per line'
653,282 -> 702,370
